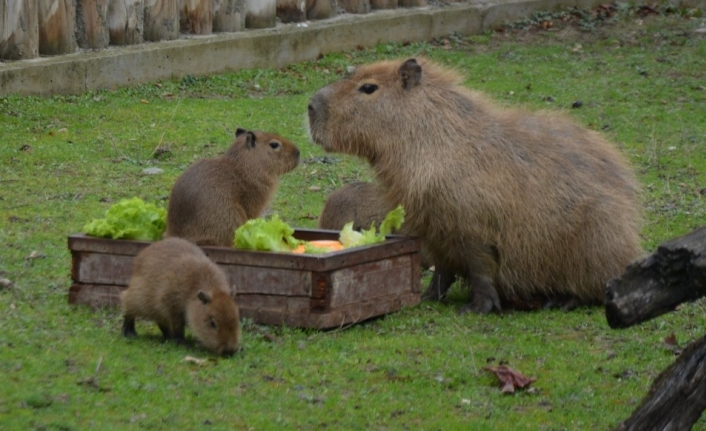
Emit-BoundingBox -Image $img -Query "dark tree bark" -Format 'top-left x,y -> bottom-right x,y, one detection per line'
614,334 -> 706,431
605,226 -> 706,329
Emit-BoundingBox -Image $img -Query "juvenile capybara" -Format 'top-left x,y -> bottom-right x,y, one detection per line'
166,128 -> 300,246
308,58 -> 642,314
318,181 -> 433,268
318,182 -> 391,231
121,237 -> 241,356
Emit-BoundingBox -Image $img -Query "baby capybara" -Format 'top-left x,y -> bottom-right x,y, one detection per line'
166,128 -> 300,246
121,237 -> 241,356
318,181 -> 392,231
308,58 -> 642,314
318,181 -> 432,268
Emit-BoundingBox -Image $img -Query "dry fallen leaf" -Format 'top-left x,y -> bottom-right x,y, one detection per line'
484,365 -> 537,393
663,332 -> 682,355
664,332 -> 678,348
184,356 -> 207,365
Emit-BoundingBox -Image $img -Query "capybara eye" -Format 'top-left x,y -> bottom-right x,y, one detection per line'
210,318 -> 217,329
269,141 -> 281,150
358,83 -> 378,95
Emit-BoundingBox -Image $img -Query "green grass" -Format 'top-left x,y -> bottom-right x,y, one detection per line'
2,4 -> 706,430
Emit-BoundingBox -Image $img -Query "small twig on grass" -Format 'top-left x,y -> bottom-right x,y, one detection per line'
152,98 -> 182,157
78,356 -> 109,392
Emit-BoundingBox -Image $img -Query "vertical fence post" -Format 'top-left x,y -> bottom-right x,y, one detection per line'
0,0 -> 39,60
38,0 -> 77,55
338,0 -> 370,14
277,0 -> 305,23
244,0 -> 276,29
108,0 -> 145,45
306,0 -> 338,20
144,0 -> 179,41
75,0 -> 110,49
179,0 -> 212,35
370,0 -> 398,9
212,0 -> 244,32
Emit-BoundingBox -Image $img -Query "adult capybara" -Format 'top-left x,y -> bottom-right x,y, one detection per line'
166,128 -> 300,246
121,237 -> 241,356
308,57 -> 642,314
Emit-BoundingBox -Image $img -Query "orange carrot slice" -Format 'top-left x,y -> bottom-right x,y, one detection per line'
292,240 -> 344,254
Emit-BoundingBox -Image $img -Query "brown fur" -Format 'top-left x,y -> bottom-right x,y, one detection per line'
308,58 -> 643,313
318,181 -> 432,268
166,128 -> 300,246
120,237 -> 241,356
318,182 -> 392,231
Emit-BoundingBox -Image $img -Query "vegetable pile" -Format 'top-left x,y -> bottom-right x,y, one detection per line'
234,205 -> 405,254
339,205 -> 405,248
83,197 -> 166,241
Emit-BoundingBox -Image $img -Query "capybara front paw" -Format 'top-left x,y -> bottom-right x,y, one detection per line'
459,296 -> 499,314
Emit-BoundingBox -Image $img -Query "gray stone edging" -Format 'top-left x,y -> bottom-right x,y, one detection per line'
0,0 -> 632,96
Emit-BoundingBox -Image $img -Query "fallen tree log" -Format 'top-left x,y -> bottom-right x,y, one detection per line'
605,226 -> 706,329
614,333 -> 706,431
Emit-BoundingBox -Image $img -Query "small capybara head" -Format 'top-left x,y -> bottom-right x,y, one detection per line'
187,289 -> 241,357
230,127 -> 300,176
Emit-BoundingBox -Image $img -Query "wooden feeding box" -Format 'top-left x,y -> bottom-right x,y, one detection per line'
68,229 -> 422,329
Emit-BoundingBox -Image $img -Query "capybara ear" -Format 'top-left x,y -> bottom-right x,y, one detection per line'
197,290 -> 212,305
244,131 -> 257,149
235,127 -> 247,138
399,59 -> 422,90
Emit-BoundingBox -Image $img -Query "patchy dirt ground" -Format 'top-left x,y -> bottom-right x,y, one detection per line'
433,3 -> 705,52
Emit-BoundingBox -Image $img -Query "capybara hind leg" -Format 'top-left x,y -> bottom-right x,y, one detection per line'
122,316 -> 137,338
460,275 -> 501,314
422,267 -> 457,301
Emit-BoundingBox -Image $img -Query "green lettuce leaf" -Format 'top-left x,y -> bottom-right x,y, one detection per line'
339,222 -> 363,248
233,215 -> 301,252
83,197 -> 166,241
339,205 -> 405,248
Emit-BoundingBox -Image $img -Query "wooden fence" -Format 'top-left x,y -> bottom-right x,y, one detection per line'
0,0 -> 439,61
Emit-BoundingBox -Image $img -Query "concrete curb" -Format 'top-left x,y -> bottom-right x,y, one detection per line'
0,0 -> 638,96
